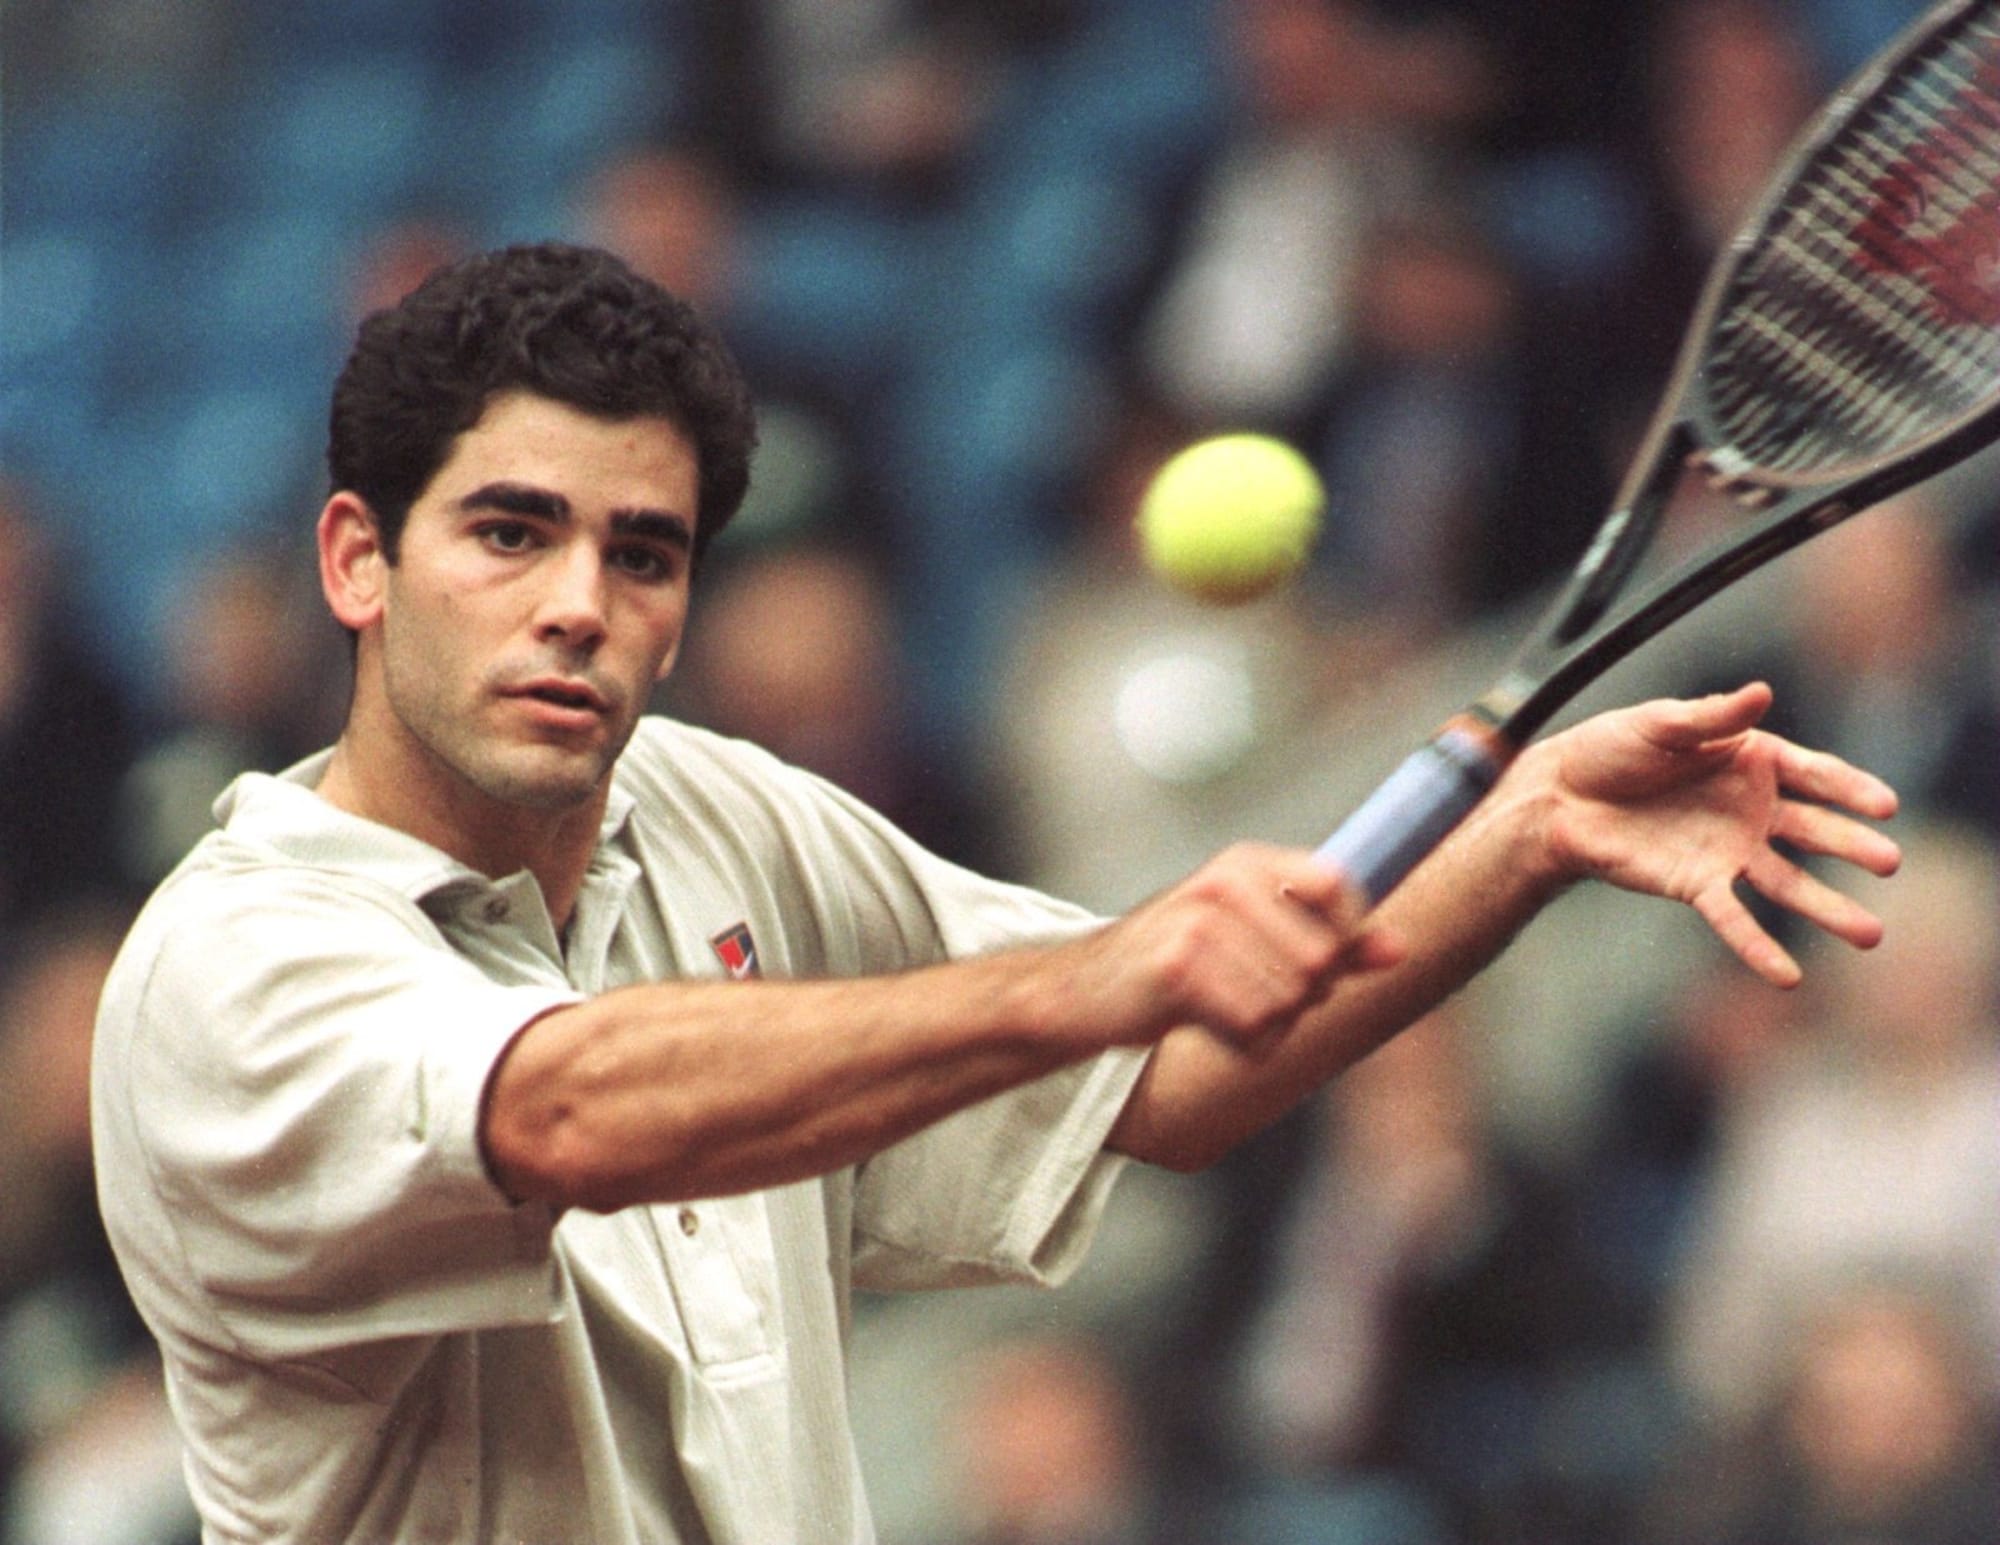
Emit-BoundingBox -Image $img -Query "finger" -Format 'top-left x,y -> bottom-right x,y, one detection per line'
1649,682 -> 1775,751
1276,849 -> 1368,916
1743,846 -> 1886,950
1174,849 -> 1393,1033
1276,859 -> 1406,978
1692,880 -> 1803,988
1770,738 -> 1901,822
1138,907 -> 1291,1041
1771,799 -> 1903,877
1212,953 -> 1308,1038
1272,861 -> 1364,947
1209,927 -> 1373,1039
1166,872 -> 1349,1027
1341,924 -> 1407,975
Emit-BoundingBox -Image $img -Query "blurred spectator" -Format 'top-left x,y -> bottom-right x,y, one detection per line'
1472,0 -> 1833,609
1665,823 -> 2000,1430
0,902 -> 196,1545
666,541 -> 998,872
340,216 -> 469,327
1643,1283 -> 2000,1545
1576,965 -> 1805,1334
732,1 -> 1077,202
1450,0 -> 1653,160
581,144 -> 742,325
1934,615 -> 2000,840
943,1333 -> 1158,1545
0,479 -> 140,937
580,134 -> 911,408
1229,1004 -> 1626,1542
1603,0 -> 1826,437
1303,208 -> 1524,634
0,0 -> 238,103
576,141 -> 892,544
1139,0 -> 1498,430
0,907 -> 127,1316
4,3 -> 1994,1536
1932,480 -> 2000,837
1647,0 -> 1820,258
115,546 -> 337,887
1766,493 -> 1987,813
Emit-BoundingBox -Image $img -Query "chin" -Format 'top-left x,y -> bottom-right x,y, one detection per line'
472,748 -> 617,811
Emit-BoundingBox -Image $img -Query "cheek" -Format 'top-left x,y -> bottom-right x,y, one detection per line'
634,594 -> 690,681
383,588 -> 482,700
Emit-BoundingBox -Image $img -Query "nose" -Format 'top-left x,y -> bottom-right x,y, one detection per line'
532,544 -> 610,653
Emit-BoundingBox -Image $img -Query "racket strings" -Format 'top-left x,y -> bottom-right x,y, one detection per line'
1706,10 -> 2000,473
1823,100 -> 2000,338
1725,134 -> 2000,456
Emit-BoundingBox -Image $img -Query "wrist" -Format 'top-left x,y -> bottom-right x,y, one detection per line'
1486,738 -> 1580,900
986,933 -> 1136,1060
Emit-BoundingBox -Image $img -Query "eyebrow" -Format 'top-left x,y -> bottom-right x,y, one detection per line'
458,481 -> 694,551
610,509 -> 694,552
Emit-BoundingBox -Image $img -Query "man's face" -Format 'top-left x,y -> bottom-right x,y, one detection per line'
365,390 -> 698,814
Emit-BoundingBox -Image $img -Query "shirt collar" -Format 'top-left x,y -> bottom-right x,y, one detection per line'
211,750 -> 639,903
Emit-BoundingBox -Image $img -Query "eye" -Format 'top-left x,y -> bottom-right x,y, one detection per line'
477,520 -> 540,554
609,544 -> 680,582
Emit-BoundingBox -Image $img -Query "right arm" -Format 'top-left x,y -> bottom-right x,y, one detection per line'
480,841 -> 1386,1211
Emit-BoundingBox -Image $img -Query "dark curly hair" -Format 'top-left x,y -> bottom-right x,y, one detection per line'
328,242 -> 757,563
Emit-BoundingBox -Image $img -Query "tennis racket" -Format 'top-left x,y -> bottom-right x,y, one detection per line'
1319,0 -> 2000,904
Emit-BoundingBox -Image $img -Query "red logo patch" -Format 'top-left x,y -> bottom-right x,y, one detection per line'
710,921 -> 761,979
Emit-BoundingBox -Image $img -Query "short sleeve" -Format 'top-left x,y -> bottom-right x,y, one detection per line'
754,758 -> 1150,1290
101,873 -> 578,1362
609,724 -> 1150,1295
849,1047 -> 1147,1292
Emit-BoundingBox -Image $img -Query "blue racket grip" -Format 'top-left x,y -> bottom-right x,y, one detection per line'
1315,724 -> 1510,906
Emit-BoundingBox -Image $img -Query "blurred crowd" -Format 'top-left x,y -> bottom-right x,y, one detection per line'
4,1 -> 1999,1542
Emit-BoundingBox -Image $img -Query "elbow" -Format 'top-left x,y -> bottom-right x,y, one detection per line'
482,1093 -> 641,1213
1145,1129 -> 1236,1175
1106,1102 -> 1236,1175
481,1021 -> 670,1213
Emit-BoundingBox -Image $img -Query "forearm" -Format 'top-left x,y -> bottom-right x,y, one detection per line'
484,950 -> 1094,1211
1108,747 -> 1569,1171
485,678 -> 1896,1204
483,831 -> 1390,1210
1108,676 -> 1905,1170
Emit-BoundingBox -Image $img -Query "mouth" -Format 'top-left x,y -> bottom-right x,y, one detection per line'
505,678 -> 612,719
526,683 -> 602,709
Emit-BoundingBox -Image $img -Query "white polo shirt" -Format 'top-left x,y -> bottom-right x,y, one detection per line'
92,717 -> 1144,1544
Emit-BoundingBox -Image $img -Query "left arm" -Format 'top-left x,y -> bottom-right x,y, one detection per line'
1108,682 -> 1900,1171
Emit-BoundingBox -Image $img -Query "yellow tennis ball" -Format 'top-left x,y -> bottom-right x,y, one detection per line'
1136,433 -> 1324,604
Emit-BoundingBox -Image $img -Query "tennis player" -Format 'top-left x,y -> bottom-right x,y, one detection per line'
92,243 -> 1900,1544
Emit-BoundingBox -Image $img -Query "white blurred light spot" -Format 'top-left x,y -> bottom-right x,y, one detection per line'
1112,645 -> 1257,784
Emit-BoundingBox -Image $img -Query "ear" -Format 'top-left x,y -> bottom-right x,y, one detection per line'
318,492 -> 387,632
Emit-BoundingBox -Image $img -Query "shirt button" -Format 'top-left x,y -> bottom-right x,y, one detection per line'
481,897 -> 510,924
677,1207 -> 700,1237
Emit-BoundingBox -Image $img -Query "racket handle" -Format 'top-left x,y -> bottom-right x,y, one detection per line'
1316,721 -> 1511,906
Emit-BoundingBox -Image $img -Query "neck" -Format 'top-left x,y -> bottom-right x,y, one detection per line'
315,704 -> 607,932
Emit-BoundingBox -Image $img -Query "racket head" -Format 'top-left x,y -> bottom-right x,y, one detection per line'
1323,0 -> 2000,904
1487,0 -> 2000,735
1683,0 -> 2000,496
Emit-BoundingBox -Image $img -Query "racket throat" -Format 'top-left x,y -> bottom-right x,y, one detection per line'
1553,421 -> 1691,649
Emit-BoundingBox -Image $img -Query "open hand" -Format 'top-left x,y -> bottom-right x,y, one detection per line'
1527,682 -> 1900,986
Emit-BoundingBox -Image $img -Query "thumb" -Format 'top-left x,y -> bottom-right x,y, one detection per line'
1654,681 -> 1774,749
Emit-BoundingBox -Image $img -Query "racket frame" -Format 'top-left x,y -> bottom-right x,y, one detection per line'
1319,0 -> 2000,902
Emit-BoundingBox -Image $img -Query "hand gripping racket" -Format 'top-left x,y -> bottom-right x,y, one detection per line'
1319,0 -> 2000,903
